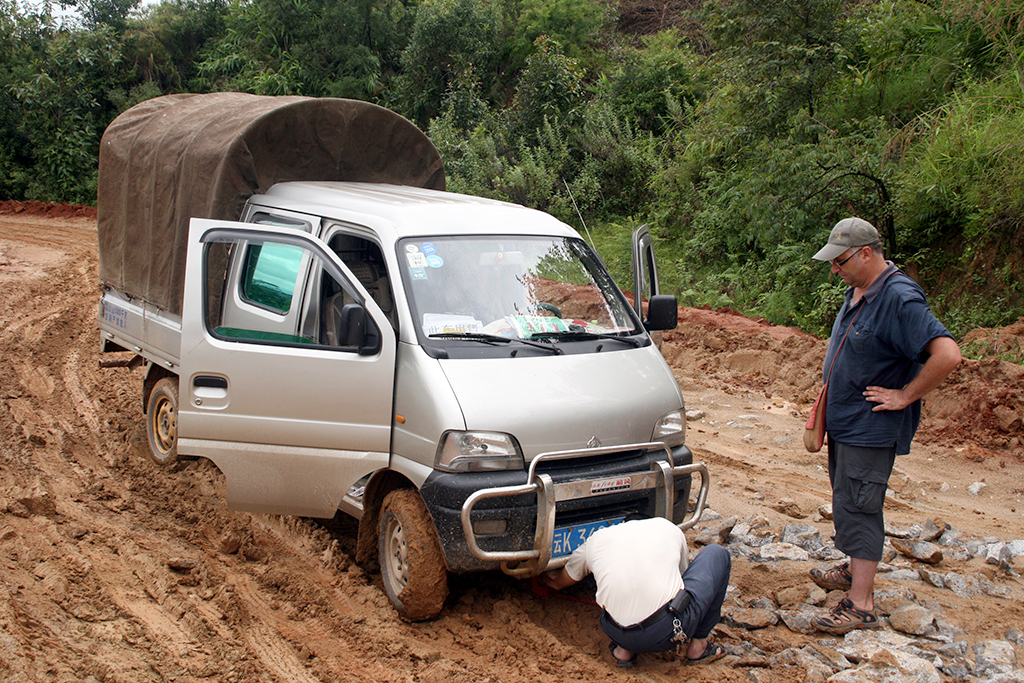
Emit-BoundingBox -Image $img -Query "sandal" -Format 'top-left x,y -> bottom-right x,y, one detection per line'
686,642 -> 726,665
810,562 -> 853,591
608,641 -> 636,668
813,597 -> 879,634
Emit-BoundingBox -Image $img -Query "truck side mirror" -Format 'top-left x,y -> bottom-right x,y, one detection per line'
644,294 -> 678,331
339,303 -> 382,355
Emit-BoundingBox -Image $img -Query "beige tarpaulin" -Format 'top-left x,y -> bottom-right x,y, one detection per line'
97,93 -> 446,316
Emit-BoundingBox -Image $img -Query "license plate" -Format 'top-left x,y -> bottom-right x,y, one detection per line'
550,517 -> 625,558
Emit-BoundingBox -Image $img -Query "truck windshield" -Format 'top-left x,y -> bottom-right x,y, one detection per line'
399,235 -> 641,344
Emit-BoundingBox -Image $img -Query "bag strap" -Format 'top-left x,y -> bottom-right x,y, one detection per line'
823,265 -> 901,384
824,305 -> 861,385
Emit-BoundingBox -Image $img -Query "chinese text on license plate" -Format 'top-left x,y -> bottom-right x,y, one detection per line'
551,517 -> 625,558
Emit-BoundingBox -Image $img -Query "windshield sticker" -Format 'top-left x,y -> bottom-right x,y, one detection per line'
426,254 -> 444,268
423,313 -> 483,336
406,252 -> 427,268
405,244 -> 419,253
410,267 -> 427,280
510,315 -> 569,337
421,242 -> 437,255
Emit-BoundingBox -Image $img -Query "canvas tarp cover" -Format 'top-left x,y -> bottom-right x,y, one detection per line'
97,92 -> 446,316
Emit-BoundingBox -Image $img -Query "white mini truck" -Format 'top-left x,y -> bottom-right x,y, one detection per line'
97,93 -> 708,620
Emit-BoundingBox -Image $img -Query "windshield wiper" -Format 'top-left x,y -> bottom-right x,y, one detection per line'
529,330 -> 643,347
429,332 -> 563,354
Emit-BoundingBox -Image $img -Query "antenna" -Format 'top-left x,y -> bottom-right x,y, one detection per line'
562,178 -> 595,248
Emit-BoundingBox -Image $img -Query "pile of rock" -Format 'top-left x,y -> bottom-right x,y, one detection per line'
690,510 -> 1024,681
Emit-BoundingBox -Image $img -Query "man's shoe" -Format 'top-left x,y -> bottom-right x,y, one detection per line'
813,598 -> 880,634
608,641 -> 636,668
810,562 -> 853,591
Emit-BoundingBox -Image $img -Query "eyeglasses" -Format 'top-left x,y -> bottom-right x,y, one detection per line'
831,247 -> 863,269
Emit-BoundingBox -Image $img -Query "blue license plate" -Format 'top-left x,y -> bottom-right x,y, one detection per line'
551,517 -> 625,558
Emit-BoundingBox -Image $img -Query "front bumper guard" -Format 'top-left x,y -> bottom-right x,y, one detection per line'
459,441 -> 710,578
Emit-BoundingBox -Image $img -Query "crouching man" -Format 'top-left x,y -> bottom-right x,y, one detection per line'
540,514 -> 731,668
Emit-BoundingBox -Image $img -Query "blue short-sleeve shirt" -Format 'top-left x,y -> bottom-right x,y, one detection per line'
822,263 -> 953,455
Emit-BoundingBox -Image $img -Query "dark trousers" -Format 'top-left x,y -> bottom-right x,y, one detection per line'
828,437 -> 896,562
599,544 -> 731,653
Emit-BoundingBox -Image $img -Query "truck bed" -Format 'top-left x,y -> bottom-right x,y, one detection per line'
100,286 -> 182,370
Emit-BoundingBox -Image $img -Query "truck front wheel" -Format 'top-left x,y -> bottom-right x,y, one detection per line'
378,489 -> 448,621
146,377 -> 179,466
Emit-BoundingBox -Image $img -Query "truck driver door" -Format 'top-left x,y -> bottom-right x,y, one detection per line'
177,218 -> 396,518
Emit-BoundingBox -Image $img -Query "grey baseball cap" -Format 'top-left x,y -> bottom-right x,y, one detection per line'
812,217 -> 881,261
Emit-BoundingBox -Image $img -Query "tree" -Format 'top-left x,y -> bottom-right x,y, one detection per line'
706,0 -> 846,136
391,0 -> 500,125
197,0 -> 415,99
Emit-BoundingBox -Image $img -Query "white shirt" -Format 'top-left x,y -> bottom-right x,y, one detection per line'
563,517 -> 686,627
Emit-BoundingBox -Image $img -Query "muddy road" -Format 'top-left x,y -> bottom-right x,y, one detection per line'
1,205 -> 1022,682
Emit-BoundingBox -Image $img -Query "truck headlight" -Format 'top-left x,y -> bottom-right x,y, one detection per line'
652,410 -> 685,447
435,431 -> 524,473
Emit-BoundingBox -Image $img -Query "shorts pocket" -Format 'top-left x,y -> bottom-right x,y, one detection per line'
845,465 -> 890,515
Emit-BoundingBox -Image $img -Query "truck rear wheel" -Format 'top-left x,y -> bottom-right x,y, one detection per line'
146,377 -> 179,466
378,489 -> 448,621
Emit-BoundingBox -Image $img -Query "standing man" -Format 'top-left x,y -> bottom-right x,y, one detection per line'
809,217 -> 961,634
540,515 -> 731,667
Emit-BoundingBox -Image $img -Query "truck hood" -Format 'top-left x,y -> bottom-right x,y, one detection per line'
437,345 -> 683,459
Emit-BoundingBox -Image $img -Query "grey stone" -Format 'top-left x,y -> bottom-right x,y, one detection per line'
829,647 -> 941,683
945,572 -> 984,599
695,516 -> 736,546
748,596 -> 778,611
700,508 -> 724,521
685,409 -> 705,421
1007,540 -> 1024,557
726,543 -> 757,558
885,522 -> 920,539
1007,628 -> 1024,645
818,503 -> 833,520
769,646 -> 836,678
987,543 -> 1013,566
974,640 -> 1017,677
918,518 -> 946,542
837,630 -> 915,662
778,605 -> 819,634
891,538 -> 944,564
942,664 -> 973,680
758,542 -> 809,561
889,604 -> 938,635
918,566 -> 946,588
980,671 -> 1024,683
938,529 -> 964,547
874,587 -> 917,615
722,607 -> 778,630
887,568 -> 925,582
936,641 -> 969,658
775,583 -> 826,608
804,642 -> 852,671
781,522 -> 824,551
968,481 -> 987,496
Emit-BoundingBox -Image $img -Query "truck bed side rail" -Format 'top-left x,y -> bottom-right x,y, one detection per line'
459,442 -> 710,577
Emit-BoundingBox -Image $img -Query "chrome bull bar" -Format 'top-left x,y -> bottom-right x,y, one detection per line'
459,441 -> 710,578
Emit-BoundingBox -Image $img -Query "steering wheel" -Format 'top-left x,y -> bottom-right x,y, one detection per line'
530,302 -> 563,318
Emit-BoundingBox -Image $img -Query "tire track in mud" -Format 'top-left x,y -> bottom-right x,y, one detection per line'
62,350 -> 102,435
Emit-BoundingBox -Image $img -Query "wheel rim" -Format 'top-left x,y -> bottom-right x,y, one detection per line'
383,515 -> 409,595
151,397 -> 176,454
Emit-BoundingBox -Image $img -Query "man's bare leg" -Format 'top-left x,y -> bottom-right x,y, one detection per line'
848,557 -> 877,611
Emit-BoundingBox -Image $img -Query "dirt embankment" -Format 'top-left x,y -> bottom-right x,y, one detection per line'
1,202 -> 1022,683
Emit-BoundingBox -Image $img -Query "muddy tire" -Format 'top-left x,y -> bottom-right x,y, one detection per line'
378,489 -> 448,621
146,377 -> 179,466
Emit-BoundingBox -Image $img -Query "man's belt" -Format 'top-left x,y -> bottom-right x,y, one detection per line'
613,588 -> 692,630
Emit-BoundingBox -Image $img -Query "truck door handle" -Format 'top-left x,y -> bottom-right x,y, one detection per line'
193,375 -> 228,389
